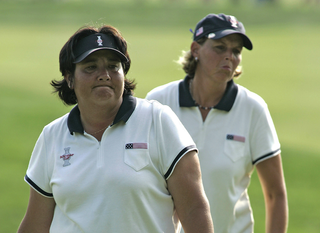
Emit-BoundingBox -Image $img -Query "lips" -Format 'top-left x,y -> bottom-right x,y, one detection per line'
94,85 -> 112,89
222,65 -> 231,71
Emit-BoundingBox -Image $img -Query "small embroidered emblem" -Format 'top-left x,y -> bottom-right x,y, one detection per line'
226,134 -> 245,143
208,33 -> 216,39
97,36 -> 103,46
229,16 -> 238,28
125,143 -> 148,149
60,147 -> 74,167
195,27 -> 203,36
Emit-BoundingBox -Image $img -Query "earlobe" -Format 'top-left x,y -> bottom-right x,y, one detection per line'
64,74 -> 73,89
191,41 -> 200,59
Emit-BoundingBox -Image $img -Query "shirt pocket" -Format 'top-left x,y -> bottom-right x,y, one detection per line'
224,139 -> 246,162
124,149 -> 150,171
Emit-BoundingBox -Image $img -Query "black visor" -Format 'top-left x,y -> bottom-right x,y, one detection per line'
73,33 -> 128,63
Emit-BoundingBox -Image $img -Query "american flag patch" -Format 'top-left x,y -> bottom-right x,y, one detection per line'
226,134 -> 245,143
196,27 -> 204,36
125,143 -> 148,149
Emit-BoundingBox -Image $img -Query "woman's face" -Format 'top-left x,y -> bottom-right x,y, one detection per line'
69,50 -> 125,109
193,34 -> 243,84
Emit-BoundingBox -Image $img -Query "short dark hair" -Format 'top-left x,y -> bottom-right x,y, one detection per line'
51,25 -> 136,105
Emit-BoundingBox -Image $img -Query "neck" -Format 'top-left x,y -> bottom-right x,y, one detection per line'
190,76 -> 227,108
78,99 -> 122,139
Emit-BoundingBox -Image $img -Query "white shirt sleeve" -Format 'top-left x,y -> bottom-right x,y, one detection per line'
151,101 -> 197,179
25,128 -> 53,197
250,102 -> 281,165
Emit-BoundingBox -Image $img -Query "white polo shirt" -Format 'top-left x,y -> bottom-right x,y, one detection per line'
146,76 -> 281,233
25,94 -> 197,233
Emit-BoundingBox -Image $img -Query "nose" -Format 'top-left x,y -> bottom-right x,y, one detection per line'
225,50 -> 233,61
98,68 -> 110,81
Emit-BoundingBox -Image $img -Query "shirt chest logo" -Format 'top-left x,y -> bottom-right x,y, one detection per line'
226,134 -> 245,143
125,143 -> 148,149
60,147 -> 74,167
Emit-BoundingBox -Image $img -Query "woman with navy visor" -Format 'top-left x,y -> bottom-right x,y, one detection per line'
146,14 -> 288,233
18,25 -> 214,233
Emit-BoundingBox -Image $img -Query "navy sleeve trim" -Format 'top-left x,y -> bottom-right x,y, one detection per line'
164,145 -> 197,179
252,148 -> 280,165
25,175 -> 53,197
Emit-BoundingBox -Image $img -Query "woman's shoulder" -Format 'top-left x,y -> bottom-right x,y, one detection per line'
237,84 -> 268,108
136,97 -> 176,118
137,97 -> 169,110
146,80 -> 181,99
42,112 -> 70,133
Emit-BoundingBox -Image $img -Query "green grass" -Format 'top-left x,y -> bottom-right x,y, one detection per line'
1,0 -> 320,232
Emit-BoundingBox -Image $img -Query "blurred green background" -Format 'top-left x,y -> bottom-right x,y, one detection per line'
1,0 -> 319,232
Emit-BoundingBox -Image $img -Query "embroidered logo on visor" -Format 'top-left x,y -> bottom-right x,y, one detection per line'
97,36 -> 103,46
229,16 -> 238,28
208,33 -> 216,39
196,27 -> 204,36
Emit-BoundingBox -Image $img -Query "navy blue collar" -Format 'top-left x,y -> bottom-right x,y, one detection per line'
67,94 -> 137,134
179,75 -> 238,112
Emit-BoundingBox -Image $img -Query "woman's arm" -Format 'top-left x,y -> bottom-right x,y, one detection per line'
256,154 -> 288,233
17,188 -> 56,233
167,150 -> 214,233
